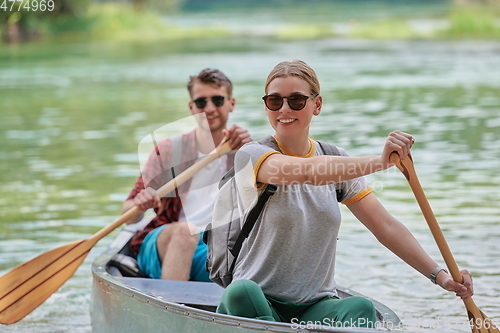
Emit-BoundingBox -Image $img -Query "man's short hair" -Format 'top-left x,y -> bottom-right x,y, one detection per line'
187,68 -> 233,98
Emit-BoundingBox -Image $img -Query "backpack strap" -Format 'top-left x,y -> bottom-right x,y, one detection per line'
316,140 -> 344,202
229,183 -> 277,274
258,135 -> 281,152
225,136 -> 279,276
219,136 -> 279,191
316,140 -> 340,156
218,168 -> 233,189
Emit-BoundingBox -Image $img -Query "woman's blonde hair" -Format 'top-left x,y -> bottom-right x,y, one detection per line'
264,60 -> 320,96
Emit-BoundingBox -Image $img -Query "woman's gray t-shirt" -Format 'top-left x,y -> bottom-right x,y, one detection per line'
232,140 -> 371,303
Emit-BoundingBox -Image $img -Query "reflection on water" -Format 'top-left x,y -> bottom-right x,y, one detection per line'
1,12 -> 500,333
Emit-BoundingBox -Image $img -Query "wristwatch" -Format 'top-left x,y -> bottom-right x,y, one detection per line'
429,266 -> 447,284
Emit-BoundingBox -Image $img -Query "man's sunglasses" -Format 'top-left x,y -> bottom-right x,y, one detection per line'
192,96 -> 226,109
262,94 -> 317,111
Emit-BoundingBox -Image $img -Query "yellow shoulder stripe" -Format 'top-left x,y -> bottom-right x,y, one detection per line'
254,151 -> 280,189
341,187 -> 373,206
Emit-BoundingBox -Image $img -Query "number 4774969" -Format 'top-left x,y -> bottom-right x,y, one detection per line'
1,0 -> 55,11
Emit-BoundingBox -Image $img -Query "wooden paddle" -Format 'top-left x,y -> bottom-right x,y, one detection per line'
0,139 -> 233,325
390,152 -> 499,333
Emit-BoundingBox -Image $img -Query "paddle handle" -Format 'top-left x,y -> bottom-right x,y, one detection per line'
389,153 -> 462,282
89,139 -> 233,244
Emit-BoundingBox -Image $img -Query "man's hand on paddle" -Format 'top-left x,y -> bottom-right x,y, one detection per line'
133,187 -> 161,211
436,269 -> 474,299
223,125 -> 252,150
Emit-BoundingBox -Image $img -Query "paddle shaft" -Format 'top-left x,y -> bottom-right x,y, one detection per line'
389,153 -> 462,281
390,152 -> 499,333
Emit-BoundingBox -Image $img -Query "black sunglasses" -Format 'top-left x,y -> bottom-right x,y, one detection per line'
262,94 -> 316,111
192,95 -> 226,109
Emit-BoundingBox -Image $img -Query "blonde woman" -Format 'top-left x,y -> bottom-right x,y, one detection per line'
215,60 -> 473,328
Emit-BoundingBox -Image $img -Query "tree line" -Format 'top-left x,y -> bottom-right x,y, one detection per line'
1,0 -> 498,43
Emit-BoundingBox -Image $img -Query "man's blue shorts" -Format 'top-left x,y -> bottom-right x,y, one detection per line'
136,224 -> 211,282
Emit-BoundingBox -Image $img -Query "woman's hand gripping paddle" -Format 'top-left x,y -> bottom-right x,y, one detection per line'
390,152 -> 499,333
0,139 -> 233,325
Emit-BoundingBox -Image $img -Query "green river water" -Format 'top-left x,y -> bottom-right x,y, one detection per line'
1,3 -> 499,332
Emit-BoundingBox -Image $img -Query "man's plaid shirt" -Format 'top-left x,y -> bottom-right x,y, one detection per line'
127,129 -> 235,256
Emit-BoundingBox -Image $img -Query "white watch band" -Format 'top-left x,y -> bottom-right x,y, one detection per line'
430,266 -> 447,284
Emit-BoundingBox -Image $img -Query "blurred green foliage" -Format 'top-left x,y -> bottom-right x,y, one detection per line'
0,0 -> 230,43
275,24 -> 335,40
1,0 -> 500,44
349,19 -> 416,39
85,2 -> 228,42
0,0 -> 89,42
346,2 -> 500,39
442,5 -> 500,38
0,0 -> 184,43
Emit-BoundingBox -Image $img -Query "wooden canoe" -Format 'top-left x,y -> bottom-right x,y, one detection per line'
90,221 -> 405,333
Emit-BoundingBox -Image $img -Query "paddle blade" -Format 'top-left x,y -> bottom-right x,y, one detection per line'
467,300 -> 500,333
0,239 -> 92,324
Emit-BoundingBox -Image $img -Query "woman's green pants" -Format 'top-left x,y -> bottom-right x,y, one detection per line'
216,279 -> 378,328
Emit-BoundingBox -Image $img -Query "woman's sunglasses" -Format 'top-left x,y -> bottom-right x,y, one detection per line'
262,94 -> 316,111
192,95 -> 226,109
